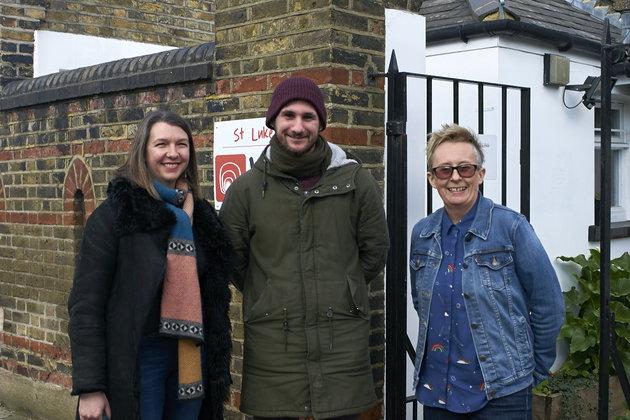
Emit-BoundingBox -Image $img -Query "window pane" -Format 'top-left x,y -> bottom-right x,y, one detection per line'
595,107 -> 601,129
612,109 -> 621,130
594,148 -> 620,207
595,106 -> 626,144
594,106 -> 626,224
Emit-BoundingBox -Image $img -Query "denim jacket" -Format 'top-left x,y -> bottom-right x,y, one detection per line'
409,196 -> 564,400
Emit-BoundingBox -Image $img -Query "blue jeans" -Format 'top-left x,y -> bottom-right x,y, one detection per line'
423,386 -> 532,420
139,336 -> 204,420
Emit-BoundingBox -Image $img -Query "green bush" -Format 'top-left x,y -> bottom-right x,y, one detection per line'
558,250 -> 630,379
533,251 -> 630,419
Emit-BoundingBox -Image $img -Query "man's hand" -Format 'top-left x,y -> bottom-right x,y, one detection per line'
78,391 -> 111,420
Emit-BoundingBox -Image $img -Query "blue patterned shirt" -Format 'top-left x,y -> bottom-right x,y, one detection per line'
415,198 -> 487,413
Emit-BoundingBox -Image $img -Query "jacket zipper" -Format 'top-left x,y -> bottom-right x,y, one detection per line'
282,307 -> 289,351
326,306 -> 334,351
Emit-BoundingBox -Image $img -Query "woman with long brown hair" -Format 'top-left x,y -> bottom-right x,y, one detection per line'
68,110 -> 232,419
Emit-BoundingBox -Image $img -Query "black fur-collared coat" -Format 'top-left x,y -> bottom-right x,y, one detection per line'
68,178 -> 232,419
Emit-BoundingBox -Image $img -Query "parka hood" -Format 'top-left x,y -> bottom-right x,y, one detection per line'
251,138 -> 360,199
255,138 -> 359,174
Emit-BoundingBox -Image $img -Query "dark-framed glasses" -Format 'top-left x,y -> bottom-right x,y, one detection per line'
431,164 -> 479,180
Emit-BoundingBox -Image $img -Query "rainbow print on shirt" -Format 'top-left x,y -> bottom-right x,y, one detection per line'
431,343 -> 445,352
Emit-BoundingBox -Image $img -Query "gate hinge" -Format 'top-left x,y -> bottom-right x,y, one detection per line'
386,121 -> 406,136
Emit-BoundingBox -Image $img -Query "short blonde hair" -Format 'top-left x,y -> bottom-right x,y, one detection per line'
426,124 -> 485,169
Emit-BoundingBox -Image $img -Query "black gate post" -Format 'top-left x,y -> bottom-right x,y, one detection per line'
385,50 -> 408,420
598,20 -> 612,420
519,88 -> 531,220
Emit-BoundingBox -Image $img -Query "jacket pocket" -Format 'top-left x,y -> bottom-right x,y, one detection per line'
409,253 -> 430,309
514,315 -> 534,373
409,253 -> 428,271
473,250 -> 513,290
319,304 -> 369,354
244,278 -> 278,323
345,274 -> 370,320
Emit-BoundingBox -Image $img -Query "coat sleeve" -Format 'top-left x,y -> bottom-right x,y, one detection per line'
218,181 -> 250,292
512,216 -> 565,385
67,201 -> 118,395
355,168 -> 390,283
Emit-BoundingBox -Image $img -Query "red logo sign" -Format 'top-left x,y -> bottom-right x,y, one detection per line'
215,154 -> 246,202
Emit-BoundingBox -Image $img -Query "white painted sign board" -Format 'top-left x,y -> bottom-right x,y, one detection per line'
213,118 -> 274,210
479,134 -> 497,181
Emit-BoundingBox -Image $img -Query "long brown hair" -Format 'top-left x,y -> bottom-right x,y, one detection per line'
117,110 -> 201,199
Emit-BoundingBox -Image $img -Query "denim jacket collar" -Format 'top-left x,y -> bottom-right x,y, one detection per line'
419,195 -> 493,240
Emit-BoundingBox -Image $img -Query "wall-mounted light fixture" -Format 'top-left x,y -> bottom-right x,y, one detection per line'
544,53 -> 570,86
563,76 -> 617,109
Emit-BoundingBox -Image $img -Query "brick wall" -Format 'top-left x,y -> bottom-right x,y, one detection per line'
0,46 -> 237,417
0,76 -> 220,387
0,0 -> 215,88
214,0 -> 387,417
0,0 -> 393,417
213,0 -> 386,147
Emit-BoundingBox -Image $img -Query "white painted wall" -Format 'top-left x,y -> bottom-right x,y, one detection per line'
33,30 -> 176,77
385,22 -> 630,418
425,37 -> 630,290
384,8 -> 426,419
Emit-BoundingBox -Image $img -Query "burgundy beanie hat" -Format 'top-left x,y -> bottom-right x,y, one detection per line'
265,77 -> 327,130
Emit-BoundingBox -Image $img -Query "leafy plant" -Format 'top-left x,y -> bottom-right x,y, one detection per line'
533,250 -> 630,419
534,371 -> 596,419
614,410 -> 630,420
558,250 -> 630,379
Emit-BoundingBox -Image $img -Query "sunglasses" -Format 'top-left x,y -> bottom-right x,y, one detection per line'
431,164 -> 480,180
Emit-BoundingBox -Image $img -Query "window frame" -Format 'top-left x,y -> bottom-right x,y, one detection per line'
594,102 -> 628,223
590,100 -> 630,240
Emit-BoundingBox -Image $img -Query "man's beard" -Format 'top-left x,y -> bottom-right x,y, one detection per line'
277,136 -> 316,157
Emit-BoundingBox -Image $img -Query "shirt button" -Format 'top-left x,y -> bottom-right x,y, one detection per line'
314,189 -> 320,194
462,263 -> 468,269
471,323 -> 478,329
293,186 -> 299,191
479,355 -> 487,361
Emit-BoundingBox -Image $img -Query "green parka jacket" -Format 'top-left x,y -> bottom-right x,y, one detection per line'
219,141 -> 389,419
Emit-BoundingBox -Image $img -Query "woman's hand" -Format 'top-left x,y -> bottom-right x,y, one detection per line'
78,391 -> 111,420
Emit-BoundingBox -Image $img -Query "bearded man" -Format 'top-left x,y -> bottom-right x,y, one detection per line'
220,77 -> 389,420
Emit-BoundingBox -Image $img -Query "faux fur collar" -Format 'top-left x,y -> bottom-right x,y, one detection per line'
107,178 -> 231,262
107,178 -> 176,237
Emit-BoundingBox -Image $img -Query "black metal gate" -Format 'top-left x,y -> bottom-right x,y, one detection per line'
597,21 -> 630,420
378,50 -> 532,419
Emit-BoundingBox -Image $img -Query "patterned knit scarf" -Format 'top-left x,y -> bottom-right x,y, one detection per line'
154,180 -> 204,400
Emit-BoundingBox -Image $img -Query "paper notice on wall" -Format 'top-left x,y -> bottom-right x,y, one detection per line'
213,118 -> 274,210
478,134 -> 497,181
